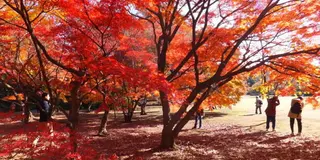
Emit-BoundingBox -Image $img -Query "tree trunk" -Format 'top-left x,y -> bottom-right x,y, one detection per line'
160,127 -> 175,149
98,110 -> 109,135
159,88 -> 211,149
87,102 -> 93,112
160,91 -> 171,126
65,81 -> 82,153
69,81 -> 81,129
123,101 -> 138,123
123,110 -> 132,123
124,114 -> 131,123
129,101 -> 138,120
22,103 -> 30,124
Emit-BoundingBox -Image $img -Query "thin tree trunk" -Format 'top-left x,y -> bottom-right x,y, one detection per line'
122,100 -> 138,123
87,102 -> 93,112
23,103 -> 30,124
129,101 -> 138,120
98,110 -> 109,135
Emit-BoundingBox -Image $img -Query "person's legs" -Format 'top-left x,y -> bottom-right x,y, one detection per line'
256,106 -> 258,114
297,118 -> 302,134
47,122 -> 54,136
290,118 -> 295,134
258,106 -> 262,114
193,115 -> 198,129
271,116 -> 276,131
140,105 -> 145,115
198,115 -> 202,129
266,116 -> 270,130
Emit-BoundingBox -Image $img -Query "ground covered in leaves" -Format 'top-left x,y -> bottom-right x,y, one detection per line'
2,96 -> 320,159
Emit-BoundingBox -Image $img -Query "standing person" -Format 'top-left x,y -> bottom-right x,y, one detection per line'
138,96 -> 147,115
288,96 -> 304,136
193,107 -> 204,129
255,96 -> 263,114
39,92 -> 53,137
265,96 -> 280,131
39,93 -> 51,122
33,92 -> 53,146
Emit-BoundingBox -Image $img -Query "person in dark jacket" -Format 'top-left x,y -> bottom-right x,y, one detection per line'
265,96 -> 280,131
288,96 -> 304,136
39,93 -> 51,122
193,108 -> 204,129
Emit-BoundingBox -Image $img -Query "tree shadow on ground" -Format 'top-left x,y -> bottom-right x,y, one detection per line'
241,113 -> 258,116
172,129 -> 320,160
203,112 -> 228,119
77,112 -> 163,136
90,129 -> 161,158
107,126 -> 320,160
3,111 -> 320,160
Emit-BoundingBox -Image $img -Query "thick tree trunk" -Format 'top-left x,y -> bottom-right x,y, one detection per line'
66,81 -> 82,153
69,81 -> 81,129
160,127 -> 175,149
160,91 -> 171,126
123,114 -> 131,123
123,109 -> 133,123
159,88 -> 211,149
98,110 -> 109,135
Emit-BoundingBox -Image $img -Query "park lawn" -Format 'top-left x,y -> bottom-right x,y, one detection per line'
1,96 -> 320,159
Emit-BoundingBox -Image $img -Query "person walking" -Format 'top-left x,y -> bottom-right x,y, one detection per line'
288,96 -> 304,136
265,96 -> 280,131
255,96 -> 263,114
193,108 -> 204,129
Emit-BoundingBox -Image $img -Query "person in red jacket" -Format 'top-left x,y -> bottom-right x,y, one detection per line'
265,96 -> 280,131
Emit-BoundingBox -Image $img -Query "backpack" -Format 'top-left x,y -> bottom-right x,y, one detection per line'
290,102 -> 302,114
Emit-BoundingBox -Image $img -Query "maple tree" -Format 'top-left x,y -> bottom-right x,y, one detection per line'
130,0 -> 320,148
1,0 -> 320,158
0,25 -> 72,123
0,0 -> 169,157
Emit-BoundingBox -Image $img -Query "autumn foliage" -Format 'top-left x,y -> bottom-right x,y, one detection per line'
1,0 -> 320,158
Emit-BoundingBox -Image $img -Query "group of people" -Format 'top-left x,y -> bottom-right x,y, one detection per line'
256,95 -> 304,135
